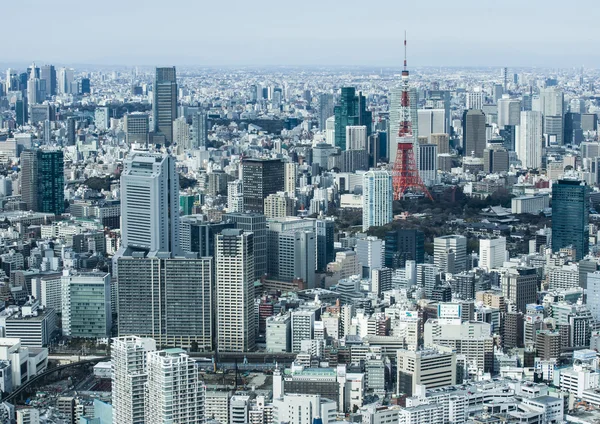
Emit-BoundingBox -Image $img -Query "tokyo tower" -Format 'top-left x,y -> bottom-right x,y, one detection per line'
392,34 -> 433,201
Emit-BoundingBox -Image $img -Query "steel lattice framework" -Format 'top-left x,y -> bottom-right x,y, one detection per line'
392,34 -> 433,201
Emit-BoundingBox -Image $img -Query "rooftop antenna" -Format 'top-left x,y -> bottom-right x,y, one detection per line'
404,31 -> 407,71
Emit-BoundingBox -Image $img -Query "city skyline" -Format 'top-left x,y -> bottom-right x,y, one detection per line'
4,0 -> 599,67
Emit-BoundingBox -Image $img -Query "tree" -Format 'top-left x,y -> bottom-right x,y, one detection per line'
179,174 -> 197,190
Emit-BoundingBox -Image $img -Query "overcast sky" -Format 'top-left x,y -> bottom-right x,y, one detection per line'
4,0 -> 598,68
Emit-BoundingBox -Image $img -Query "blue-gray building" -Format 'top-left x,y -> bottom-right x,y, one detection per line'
551,178 -> 589,260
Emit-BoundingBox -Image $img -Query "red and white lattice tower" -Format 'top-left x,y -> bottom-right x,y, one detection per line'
392,34 -> 433,201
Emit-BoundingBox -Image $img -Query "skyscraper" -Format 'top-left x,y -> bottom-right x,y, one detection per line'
277,230 -> 316,289
241,158 -> 285,214
318,93 -> 334,131
552,179 -> 589,260
479,237 -> 507,271
539,87 -> 564,145
15,98 -> 28,127
145,349 -> 206,424
462,109 -> 486,158
418,143 -> 438,186
191,111 -> 208,149
39,64 -> 56,97
61,271 -> 111,338
20,148 -> 64,215
385,229 -> 425,268
516,111 -> 543,169
316,218 -> 335,272
362,169 -> 393,231
117,256 -> 213,350
58,68 -> 74,94
501,267 -> 539,313
66,116 -> 76,145
223,212 -> 267,279
94,106 -> 110,131
153,67 -> 177,144
26,63 -> 40,108
346,125 -> 368,150
124,112 -> 150,146
483,145 -> 509,173
334,87 -> 371,151
119,152 -> 180,256
116,152 -> 212,348
434,235 -> 467,274
497,96 -> 521,128
417,109 -> 445,141
80,78 -> 90,94
111,336 -> 157,424
216,229 -> 256,352
466,89 -> 484,110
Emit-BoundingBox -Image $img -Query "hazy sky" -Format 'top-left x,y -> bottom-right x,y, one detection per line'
4,0 -> 598,68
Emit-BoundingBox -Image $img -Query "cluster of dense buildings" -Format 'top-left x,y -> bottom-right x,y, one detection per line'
0,63 -> 598,423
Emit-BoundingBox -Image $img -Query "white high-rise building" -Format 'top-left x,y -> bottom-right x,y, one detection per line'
216,229 -> 256,352
362,169 -> 393,231
273,394 -> 337,424
230,395 -> 251,424
325,116 -> 335,146
111,336 -> 156,424
119,152 -> 180,255
396,348 -> 456,397
538,87 -> 564,145
346,125 -> 368,150
479,237 -> 507,272
145,348 -> 205,424
497,96 -> 521,128
466,89 -> 484,110
291,309 -> 316,352
516,111 -> 543,169
570,98 -> 586,115
58,68 -> 74,94
277,229 -> 316,288
587,272 -> 600,323
227,180 -> 244,213
284,161 -> 298,194
27,64 -> 39,108
173,116 -> 191,152
417,109 -> 446,141
94,106 -> 110,131
434,235 -> 467,274
355,237 -> 384,275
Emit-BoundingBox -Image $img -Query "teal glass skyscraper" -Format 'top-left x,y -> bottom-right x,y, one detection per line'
334,87 -> 372,150
552,178 -> 589,260
20,148 -> 64,215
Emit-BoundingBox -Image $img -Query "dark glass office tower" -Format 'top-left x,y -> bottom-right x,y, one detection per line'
334,87 -> 372,150
316,218 -> 335,272
153,67 -> 177,144
552,179 -> 589,260
241,158 -> 284,214
15,99 -> 28,127
462,109 -> 486,158
81,78 -> 91,94
20,148 -> 64,215
191,111 -> 208,148
385,229 -> 425,268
